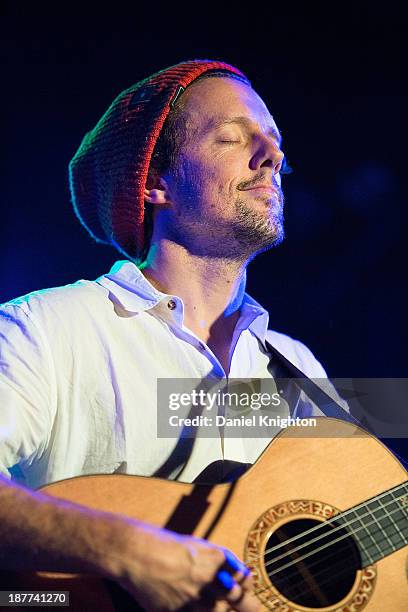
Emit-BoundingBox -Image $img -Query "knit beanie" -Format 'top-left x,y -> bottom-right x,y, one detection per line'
68,59 -> 249,260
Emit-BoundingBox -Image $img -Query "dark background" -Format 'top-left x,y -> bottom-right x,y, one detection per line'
1,5 -> 407,455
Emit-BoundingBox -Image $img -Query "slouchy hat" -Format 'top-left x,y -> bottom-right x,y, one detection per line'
68,59 -> 249,260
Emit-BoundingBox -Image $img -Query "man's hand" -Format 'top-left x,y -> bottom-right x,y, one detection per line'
0,477 -> 259,610
107,519 -> 260,611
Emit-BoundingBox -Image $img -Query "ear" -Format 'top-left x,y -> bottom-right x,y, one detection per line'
144,177 -> 171,206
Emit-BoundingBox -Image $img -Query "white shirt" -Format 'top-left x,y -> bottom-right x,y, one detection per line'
0,260 -> 331,489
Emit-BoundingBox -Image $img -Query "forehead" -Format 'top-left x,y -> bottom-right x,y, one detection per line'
180,76 -> 280,140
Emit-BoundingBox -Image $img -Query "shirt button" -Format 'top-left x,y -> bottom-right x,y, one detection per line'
167,299 -> 176,310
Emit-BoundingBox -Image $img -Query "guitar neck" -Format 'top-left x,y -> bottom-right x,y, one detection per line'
334,481 -> 408,567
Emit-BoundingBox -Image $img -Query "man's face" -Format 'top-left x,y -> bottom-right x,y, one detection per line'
160,76 -> 286,261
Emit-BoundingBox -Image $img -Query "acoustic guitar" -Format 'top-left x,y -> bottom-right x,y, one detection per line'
3,418 -> 408,611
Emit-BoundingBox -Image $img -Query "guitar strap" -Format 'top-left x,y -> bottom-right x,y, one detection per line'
154,338 -> 356,480
264,339 -> 357,423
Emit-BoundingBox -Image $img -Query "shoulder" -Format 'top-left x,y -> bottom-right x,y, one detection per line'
0,279 -> 108,326
265,329 -> 327,378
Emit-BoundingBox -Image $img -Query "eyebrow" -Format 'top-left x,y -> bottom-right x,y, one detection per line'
208,115 -> 282,146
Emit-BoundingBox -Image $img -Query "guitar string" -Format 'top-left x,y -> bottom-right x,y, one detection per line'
262,494 -> 408,575
253,501 -> 408,604
250,486 -> 408,573
253,553 -> 371,605
249,481 -> 407,563
252,509 -> 404,601
251,500 -> 408,601
246,481 -> 407,564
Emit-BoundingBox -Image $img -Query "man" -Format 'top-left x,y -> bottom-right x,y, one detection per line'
0,60 -> 331,610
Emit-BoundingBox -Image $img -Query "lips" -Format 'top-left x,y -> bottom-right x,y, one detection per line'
242,185 -> 279,197
246,185 -> 275,192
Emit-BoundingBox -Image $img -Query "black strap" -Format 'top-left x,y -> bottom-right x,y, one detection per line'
264,339 -> 358,424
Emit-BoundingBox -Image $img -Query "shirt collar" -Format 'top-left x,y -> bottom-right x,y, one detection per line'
97,260 -> 171,312
238,292 -> 270,348
96,260 -> 270,345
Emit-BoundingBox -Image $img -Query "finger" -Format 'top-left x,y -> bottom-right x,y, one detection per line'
221,550 -> 251,582
225,584 -> 261,612
232,566 -> 251,586
198,569 -> 233,609
237,570 -> 253,592
215,568 -> 252,596
223,550 -> 242,573
216,569 -> 236,592
213,602 -> 233,612
206,569 -> 259,612
220,551 -> 252,591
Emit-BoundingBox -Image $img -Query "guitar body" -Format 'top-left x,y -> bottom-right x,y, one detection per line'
3,418 -> 408,610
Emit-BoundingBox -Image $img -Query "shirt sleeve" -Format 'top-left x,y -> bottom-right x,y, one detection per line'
0,303 -> 55,479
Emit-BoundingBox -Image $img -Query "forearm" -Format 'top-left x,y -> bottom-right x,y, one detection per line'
0,475 -> 127,579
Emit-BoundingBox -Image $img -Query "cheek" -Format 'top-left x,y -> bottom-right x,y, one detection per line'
176,150 -> 240,203
205,158 -> 239,195
188,158 -> 226,195
173,155 -> 207,197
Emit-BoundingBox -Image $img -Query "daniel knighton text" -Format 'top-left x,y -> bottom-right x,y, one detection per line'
168,413 -> 317,428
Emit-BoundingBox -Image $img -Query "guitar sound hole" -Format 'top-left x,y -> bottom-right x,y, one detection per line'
264,518 -> 361,608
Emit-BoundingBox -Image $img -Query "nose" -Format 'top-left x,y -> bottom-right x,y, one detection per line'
249,134 -> 284,176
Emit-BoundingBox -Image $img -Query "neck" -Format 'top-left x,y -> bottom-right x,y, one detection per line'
140,239 -> 247,343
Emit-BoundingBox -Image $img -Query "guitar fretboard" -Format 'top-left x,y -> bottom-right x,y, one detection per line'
335,481 -> 408,567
